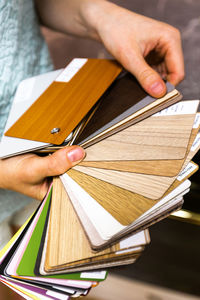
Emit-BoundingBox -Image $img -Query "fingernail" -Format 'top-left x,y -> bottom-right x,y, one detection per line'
150,81 -> 165,95
67,147 -> 85,163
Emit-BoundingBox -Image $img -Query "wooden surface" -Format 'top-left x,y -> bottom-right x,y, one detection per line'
67,169 -> 189,226
74,129 -> 199,200
6,59 -> 122,144
84,114 -> 195,162
72,165 -> 186,200
79,115 -> 198,176
80,121 -> 199,177
75,76 -> 174,146
80,89 -> 182,148
82,114 -> 195,162
45,178 -> 146,272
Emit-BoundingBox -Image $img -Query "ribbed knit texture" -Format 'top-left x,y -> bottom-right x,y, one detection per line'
0,0 -> 53,138
0,0 -> 53,220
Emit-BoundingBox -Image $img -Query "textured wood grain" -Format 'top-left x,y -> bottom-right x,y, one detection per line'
74,129 -> 199,201
45,255 -> 140,274
45,254 -> 140,273
66,170 -> 181,226
45,177 -> 146,271
81,114 -> 195,161
69,161 -> 198,225
79,125 -> 199,176
80,90 -> 182,148
72,164 -> 187,200
75,79 -> 175,146
5,59 -> 122,144
72,166 -> 181,200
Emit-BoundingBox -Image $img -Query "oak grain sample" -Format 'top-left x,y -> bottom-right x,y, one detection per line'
80,124 -> 199,177
45,177 -> 148,272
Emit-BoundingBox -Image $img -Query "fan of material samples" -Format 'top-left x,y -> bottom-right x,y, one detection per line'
61,106 -> 200,249
43,177 -> 150,274
0,186 -> 107,299
1,58 -> 200,299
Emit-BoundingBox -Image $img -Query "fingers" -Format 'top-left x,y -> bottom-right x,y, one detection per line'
33,146 -> 85,178
119,49 -> 167,98
131,54 -> 167,98
163,29 -> 185,85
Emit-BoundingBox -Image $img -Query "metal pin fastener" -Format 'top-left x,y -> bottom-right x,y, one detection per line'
51,127 -> 60,134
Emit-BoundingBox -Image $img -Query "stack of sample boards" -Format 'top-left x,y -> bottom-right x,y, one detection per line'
0,58 -> 200,299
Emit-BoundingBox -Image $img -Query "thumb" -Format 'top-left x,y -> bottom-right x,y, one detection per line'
35,146 -> 85,178
126,53 -> 167,98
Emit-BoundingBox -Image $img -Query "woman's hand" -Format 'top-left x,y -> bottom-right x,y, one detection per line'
5,0 -> 184,200
0,146 -> 85,200
82,0 -> 184,98
36,0 -> 184,98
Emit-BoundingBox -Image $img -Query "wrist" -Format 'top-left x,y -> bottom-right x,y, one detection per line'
79,0 -> 116,41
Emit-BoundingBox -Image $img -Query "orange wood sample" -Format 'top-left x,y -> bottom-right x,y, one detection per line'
5,59 -> 122,145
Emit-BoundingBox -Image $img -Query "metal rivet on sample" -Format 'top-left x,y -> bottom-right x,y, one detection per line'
51,127 -> 60,134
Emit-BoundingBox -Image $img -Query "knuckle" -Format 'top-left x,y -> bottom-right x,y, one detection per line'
139,68 -> 156,82
163,25 -> 181,40
47,150 -> 73,176
172,27 -> 181,40
115,43 -> 134,68
47,156 -> 61,175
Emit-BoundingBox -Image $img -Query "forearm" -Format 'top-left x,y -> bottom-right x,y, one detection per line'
34,0 -> 113,40
35,0 -> 184,97
0,160 -> 8,189
0,161 -> 5,189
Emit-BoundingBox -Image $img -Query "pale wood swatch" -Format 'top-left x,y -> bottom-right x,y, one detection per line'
79,125 -> 199,177
82,114 -> 195,161
73,166 -> 183,200
6,59 -> 122,145
61,172 -> 185,250
45,177 -> 147,271
69,159 -> 198,225
74,131 -> 199,201
66,170 -> 184,226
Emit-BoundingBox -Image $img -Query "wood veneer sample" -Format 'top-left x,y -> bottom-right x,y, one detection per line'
68,161 -> 198,226
78,90 -> 182,148
74,126 -> 200,201
45,255 -> 140,274
81,114 -> 195,162
62,170 -> 188,249
66,170 -> 181,226
5,59 -> 122,145
75,79 -> 176,146
72,165 -> 187,200
79,123 -> 200,176
45,177 -> 147,272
